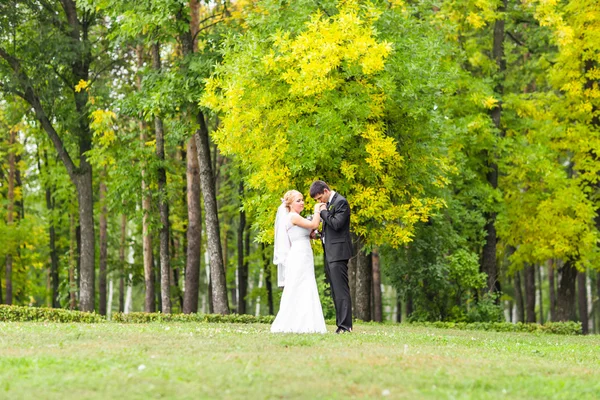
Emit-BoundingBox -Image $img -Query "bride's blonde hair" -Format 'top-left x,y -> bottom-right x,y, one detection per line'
282,190 -> 302,212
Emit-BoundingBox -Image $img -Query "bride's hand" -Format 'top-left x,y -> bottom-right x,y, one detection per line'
314,202 -> 324,213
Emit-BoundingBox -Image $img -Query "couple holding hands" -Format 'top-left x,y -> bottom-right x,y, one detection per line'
271,180 -> 353,334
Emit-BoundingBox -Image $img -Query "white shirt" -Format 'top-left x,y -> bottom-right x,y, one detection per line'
327,191 -> 336,205
322,191 -> 336,244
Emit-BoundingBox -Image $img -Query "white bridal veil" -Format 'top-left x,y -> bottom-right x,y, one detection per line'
273,201 -> 290,288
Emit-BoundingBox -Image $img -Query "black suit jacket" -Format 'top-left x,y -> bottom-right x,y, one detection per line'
320,193 -> 353,263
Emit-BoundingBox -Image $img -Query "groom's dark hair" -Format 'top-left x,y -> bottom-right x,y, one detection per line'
309,180 -> 330,198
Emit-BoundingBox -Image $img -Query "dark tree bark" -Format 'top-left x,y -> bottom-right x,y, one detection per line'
406,294 -> 414,320
151,42 -> 171,314
556,260 -> 577,321
5,128 -> 16,305
355,238 -> 371,321
396,297 -> 402,323
348,233 -> 358,305
225,231 -> 235,311
184,137 -> 202,314
76,224 -> 81,301
39,151 -> 61,308
155,251 -> 162,312
596,271 -> 600,334
98,176 -> 108,316
481,0 -> 507,296
69,214 -> 77,310
119,213 -> 126,313
577,270 -> 589,334
261,244 -> 274,315
548,260 -> 557,321
524,264 -> 536,323
172,217 -> 184,311
244,225 -> 250,311
194,112 -> 229,314
237,182 -> 247,314
372,248 -> 382,322
513,271 -> 524,323
537,264 -> 544,324
46,191 -> 60,308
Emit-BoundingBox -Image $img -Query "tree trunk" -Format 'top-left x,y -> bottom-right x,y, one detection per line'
237,182 -> 247,314
481,0 -> 507,296
184,137 -> 202,314
396,296 -> 402,323
151,42 -> 172,314
354,238 -> 371,321
225,232 -> 234,311
596,271 -> 600,334
556,260 -> 577,321
406,294 -> 413,320
524,264 -> 536,323
548,260 -> 557,321
98,176 -> 108,316
262,244 -> 274,315
578,270 -> 589,334
48,199 -> 60,308
514,270 -> 524,323
5,128 -> 15,305
372,248 -> 382,322
348,233 -> 358,305
135,45 -> 155,313
194,111 -> 229,314
537,264 -> 544,324
42,150 -> 60,308
172,220 -> 184,311
244,224 -> 250,312
119,213 -> 126,313
69,213 -> 77,310
72,37 -> 95,313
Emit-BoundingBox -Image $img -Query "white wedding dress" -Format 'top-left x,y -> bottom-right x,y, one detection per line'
271,212 -> 327,333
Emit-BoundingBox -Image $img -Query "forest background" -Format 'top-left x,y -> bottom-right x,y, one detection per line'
1,0 -> 599,333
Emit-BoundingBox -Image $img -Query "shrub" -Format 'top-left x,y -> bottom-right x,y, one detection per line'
408,321 -> 582,335
0,305 -> 105,323
466,293 -> 504,323
112,312 -> 275,324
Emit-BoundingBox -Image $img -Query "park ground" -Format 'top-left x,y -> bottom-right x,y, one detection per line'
0,322 -> 599,399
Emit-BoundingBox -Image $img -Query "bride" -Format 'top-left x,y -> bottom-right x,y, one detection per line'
271,190 -> 327,333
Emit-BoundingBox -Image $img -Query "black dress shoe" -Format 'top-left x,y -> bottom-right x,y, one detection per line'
335,327 -> 351,334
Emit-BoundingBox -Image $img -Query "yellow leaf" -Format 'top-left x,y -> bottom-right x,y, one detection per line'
75,79 -> 89,93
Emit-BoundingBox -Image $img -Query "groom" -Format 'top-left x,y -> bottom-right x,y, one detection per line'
310,180 -> 353,333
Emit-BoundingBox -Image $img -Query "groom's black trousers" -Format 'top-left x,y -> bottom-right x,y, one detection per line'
325,259 -> 353,331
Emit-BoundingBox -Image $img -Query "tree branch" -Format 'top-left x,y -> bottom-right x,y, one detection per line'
0,46 -> 78,179
89,58 -> 121,85
191,9 -> 227,44
507,31 -> 525,48
0,80 -> 26,99
47,62 -> 73,87
59,0 -> 81,41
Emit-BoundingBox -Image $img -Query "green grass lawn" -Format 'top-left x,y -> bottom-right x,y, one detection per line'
1,322 -> 599,399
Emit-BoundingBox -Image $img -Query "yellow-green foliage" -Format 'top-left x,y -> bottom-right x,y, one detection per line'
497,0 -> 600,269
203,1 -> 447,246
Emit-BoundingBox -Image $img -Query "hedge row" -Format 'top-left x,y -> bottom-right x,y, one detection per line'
0,305 -> 583,335
408,321 -> 582,335
0,305 -> 105,323
112,312 -> 276,324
